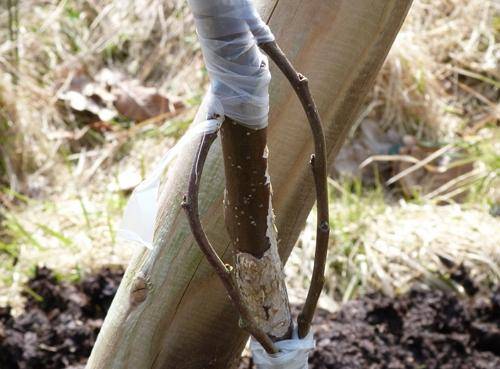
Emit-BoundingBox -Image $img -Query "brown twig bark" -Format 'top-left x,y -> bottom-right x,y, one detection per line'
181,130 -> 279,354
260,41 -> 330,339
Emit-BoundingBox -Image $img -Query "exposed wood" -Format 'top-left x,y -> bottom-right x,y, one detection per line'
86,1 -> 413,368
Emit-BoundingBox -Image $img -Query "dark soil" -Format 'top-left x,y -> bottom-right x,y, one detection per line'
241,286 -> 500,369
0,267 -> 123,369
1,267 -> 499,369
312,286 -> 500,369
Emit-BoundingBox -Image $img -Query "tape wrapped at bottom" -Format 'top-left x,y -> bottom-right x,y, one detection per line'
250,327 -> 315,369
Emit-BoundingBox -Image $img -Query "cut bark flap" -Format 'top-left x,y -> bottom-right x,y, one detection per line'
235,246 -> 291,339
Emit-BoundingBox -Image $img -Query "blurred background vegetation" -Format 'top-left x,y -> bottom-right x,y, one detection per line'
0,0 -> 498,312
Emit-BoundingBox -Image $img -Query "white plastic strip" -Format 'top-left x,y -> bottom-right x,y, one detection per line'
117,109 -> 223,248
117,0 -> 274,248
250,327 -> 315,369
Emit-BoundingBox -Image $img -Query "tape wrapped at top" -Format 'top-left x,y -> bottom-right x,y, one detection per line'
189,0 -> 275,128
117,0 -> 274,248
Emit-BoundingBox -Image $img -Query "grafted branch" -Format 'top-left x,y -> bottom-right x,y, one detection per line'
181,130 -> 279,354
260,41 -> 330,339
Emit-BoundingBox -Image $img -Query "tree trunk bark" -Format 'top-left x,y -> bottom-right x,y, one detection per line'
86,1 -> 412,368
220,121 -> 292,342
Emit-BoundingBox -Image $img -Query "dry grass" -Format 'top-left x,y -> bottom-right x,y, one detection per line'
287,0 -> 499,308
359,0 -> 499,140
0,0 -> 202,193
1,0 -> 203,309
1,0 -> 499,310
0,106 -> 199,311
286,180 -> 500,311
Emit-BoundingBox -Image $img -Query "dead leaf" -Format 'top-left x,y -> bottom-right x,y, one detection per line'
57,68 -> 185,124
113,81 -> 185,122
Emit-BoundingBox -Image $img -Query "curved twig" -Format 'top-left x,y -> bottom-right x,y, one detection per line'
259,41 -> 330,339
181,130 -> 279,354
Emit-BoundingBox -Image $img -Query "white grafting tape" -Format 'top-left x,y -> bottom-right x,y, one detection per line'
250,327 -> 315,369
118,0 -> 274,248
189,0 -> 274,128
